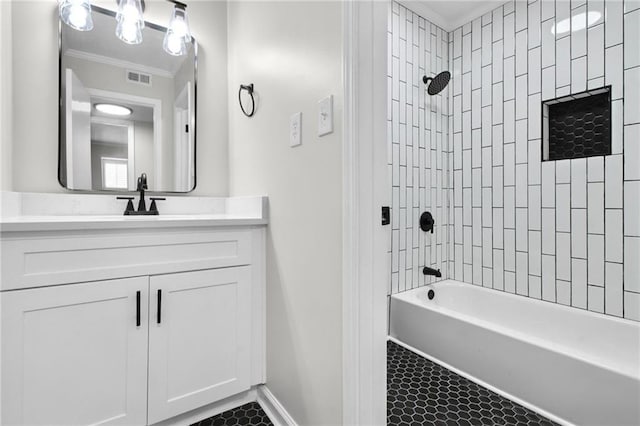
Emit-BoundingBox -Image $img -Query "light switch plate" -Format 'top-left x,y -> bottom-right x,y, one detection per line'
318,95 -> 333,136
290,112 -> 302,147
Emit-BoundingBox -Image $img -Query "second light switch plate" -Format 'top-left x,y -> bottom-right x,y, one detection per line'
318,95 -> 333,136
290,112 -> 302,147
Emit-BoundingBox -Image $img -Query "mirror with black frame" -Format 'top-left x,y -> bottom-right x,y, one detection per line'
58,6 -> 197,193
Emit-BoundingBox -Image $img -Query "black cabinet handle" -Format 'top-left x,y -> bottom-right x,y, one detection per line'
157,289 -> 162,324
136,291 -> 141,327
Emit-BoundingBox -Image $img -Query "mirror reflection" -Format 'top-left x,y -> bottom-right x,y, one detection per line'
59,6 -> 197,193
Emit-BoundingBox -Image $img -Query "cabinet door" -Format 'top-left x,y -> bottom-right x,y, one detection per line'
147,267 -> 251,424
1,277 -> 149,426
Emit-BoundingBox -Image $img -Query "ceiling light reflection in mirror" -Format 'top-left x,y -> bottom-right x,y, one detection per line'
94,103 -> 133,116
552,11 -> 601,35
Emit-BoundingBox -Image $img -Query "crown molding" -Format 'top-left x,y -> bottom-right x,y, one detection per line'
397,0 -> 508,32
64,48 -> 175,79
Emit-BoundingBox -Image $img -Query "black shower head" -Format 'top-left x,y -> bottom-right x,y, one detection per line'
422,71 -> 451,95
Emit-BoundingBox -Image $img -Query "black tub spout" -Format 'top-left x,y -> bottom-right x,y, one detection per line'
423,266 -> 442,278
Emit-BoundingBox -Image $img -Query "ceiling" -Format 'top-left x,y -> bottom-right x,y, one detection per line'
397,0 -> 507,31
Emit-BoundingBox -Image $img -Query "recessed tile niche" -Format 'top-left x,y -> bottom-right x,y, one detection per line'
542,87 -> 612,161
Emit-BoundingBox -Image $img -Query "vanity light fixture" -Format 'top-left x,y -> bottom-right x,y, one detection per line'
95,103 -> 133,116
59,0 -> 191,55
163,0 -> 191,56
58,0 -> 94,31
551,11 -> 601,35
115,0 -> 145,44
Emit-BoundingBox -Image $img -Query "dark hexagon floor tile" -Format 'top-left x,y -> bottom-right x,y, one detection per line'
190,402 -> 273,426
387,341 -> 557,426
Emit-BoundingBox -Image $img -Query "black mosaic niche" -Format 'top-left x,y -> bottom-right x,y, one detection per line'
542,87 -> 611,161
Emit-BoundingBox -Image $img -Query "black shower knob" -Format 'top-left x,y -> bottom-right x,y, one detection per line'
420,211 -> 435,233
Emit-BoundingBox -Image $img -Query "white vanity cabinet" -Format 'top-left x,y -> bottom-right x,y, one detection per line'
1,277 -> 150,426
147,267 -> 252,424
0,219 -> 266,426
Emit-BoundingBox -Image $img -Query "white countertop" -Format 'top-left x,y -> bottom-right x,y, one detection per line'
0,214 -> 268,232
0,192 -> 268,233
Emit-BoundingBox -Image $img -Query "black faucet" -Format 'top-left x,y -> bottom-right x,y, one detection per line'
117,173 -> 165,215
137,173 -> 148,212
423,266 -> 442,278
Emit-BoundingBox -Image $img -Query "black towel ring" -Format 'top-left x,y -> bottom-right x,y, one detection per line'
239,84 -> 255,117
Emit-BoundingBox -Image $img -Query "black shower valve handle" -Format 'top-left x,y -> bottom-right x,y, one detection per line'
420,211 -> 435,233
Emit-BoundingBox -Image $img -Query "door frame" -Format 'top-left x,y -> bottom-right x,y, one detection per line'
90,116 -> 136,190
342,1 -> 389,425
64,68 -> 92,189
87,88 -> 163,189
173,82 -> 193,191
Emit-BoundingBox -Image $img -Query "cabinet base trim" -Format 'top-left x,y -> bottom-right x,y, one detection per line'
256,385 -> 298,426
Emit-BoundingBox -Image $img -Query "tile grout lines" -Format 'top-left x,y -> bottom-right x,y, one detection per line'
388,0 -> 639,321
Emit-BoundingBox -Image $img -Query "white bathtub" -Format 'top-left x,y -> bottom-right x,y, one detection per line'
389,280 -> 640,426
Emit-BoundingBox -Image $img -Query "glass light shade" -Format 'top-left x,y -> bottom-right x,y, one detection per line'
163,6 -> 191,56
59,0 -> 94,31
116,0 -> 144,27
115,0 -> 144,44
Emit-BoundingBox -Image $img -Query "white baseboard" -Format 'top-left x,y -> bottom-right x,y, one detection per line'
257,385 -> 298,426
152,385 -> 295,426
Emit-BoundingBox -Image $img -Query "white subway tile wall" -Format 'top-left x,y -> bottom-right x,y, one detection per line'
448,0 -> 638,320
388,2 -> 451,297
389,0 -> 639,321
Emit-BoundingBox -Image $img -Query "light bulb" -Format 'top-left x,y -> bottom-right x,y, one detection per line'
59,0 -> 94,31
163,4 -> 191,56
171,16 -> 188,38
122,3 -> 140,21
116,19 -> 143,44
68,5 -> 88,28
163,30 -> 188,56
115,0 -> 145,44
116,0 -> 144,27
116,0 -> 144,44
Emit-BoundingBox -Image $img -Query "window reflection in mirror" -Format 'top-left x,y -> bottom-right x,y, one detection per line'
58,6 -> 197,193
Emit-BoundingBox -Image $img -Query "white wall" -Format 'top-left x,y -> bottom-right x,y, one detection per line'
135,121 -> 154,180
227,2 -> 344,424
0,1 -> 12,191
6,0 -> 228,195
